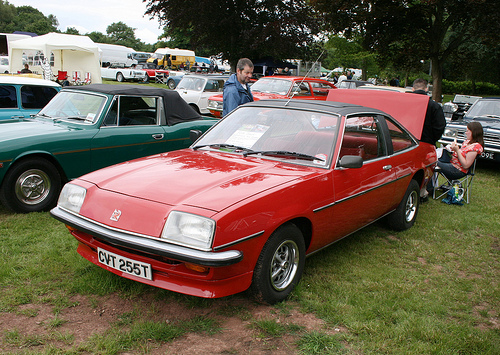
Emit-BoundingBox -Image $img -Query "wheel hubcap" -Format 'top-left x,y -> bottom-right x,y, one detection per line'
405,190 -> 418,222
15,169 -> 51,205
270,240 -> 299,291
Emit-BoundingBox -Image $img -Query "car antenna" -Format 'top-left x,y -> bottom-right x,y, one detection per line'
285,50 -> 325,106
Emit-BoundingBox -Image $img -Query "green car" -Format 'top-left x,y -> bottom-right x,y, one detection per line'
0,84 -> 217,213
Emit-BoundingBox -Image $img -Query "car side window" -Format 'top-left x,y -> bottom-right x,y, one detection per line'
310,82 -> 332,96
291,82 -> 312,97
386,118 -> 415,153
20,85 -> 59,109
103,96 -> 159,127
0,85 -> 18,108
340,115 -> 385,161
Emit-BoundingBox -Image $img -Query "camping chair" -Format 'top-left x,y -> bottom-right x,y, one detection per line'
72,71 -> 81,85
84,72 -> 91,84
432,160 -> 477,204
155,72 -> 165,84
57,71 -> 68,81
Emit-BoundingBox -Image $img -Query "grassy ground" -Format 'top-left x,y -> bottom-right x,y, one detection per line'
1,159 -> 498,354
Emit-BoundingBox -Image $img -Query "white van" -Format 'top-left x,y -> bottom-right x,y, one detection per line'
97,43 -> 138,67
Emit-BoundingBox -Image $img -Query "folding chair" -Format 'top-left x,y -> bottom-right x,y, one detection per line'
72,71 -> 81,85
84,72 -> 91,84
155,72 -> 165,84
432,160 -> 477,204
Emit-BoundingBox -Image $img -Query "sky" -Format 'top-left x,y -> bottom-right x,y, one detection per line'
7,0 -> 165,45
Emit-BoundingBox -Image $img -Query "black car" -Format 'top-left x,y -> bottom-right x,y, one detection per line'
439,97 -> 500,162
442,94 -> 481,121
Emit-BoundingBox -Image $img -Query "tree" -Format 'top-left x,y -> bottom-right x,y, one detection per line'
312,0 -> 500,101
145,0 -> 321,69
323,35 -> 377,80
106,21 -> 142,49
65,27 -> 80,35
0,2 -> 58,35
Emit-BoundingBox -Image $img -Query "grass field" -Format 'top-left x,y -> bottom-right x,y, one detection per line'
1,159 -> 498,354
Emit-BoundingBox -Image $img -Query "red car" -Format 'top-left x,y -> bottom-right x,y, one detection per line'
207,75 -> 337,118
51,90 -> 436,304
135,63 -> 170,82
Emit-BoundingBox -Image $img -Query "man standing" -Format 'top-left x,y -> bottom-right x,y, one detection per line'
222,58 -> 254,117
412,78 -> 446,145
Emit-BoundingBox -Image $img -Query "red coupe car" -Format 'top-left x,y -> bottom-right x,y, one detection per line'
207,75 -> 337,117
51,90 -> 436,304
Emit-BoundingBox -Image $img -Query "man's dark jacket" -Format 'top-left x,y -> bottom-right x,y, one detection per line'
413,89 -> 446,145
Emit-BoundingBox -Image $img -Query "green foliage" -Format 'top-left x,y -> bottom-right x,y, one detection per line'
145,0 -> 321,66
0,2 -> 57,35
442,80 -> 500,96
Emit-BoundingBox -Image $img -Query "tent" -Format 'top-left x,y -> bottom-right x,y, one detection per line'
8,33 -> 102,84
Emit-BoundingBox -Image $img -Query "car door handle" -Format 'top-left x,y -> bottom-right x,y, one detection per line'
383,165 -> 392,171
152,134 -> 164,140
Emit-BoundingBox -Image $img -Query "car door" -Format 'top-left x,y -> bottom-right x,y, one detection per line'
90,95 -> 173,171
329,114 -> 399,238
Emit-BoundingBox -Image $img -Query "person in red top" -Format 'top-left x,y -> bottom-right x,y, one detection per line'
437,121 -> 484,181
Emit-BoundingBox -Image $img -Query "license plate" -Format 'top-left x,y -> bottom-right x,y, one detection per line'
481,152 -> 495,160
97,247 -> 152,280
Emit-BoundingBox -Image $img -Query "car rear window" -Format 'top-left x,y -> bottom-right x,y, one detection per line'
21,85 -> 58,109
0,85 -> 17,108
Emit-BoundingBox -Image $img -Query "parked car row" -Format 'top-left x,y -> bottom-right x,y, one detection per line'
207,75 -> 337,117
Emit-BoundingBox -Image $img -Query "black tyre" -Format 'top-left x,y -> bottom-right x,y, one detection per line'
249,223 -> 305,304
116,72 -> 124,82
189,104 -> 201,115
0,158 -> 62,213
167,79 -> 176,89
143,75 -> 150,83
387,179 -> 420,231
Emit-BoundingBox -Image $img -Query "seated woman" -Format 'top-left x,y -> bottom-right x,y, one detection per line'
428,121 -> 484,195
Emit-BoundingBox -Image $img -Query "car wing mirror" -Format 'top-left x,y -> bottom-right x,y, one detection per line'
190,129 -> 203,143
338,155 -> 363,169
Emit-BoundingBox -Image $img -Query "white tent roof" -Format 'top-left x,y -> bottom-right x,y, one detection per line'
8,33 -> 102,83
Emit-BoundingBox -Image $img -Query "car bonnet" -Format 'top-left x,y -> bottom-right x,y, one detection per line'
78,149 -> 317,214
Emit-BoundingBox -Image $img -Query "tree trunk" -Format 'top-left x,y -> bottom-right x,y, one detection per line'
430,56 -> 443,102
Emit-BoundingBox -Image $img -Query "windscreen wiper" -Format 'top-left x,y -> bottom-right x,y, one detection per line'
243,150 -> 324,162
192,143 -> 254,153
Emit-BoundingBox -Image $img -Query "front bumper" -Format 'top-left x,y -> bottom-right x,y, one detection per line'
50,206 -> 243,267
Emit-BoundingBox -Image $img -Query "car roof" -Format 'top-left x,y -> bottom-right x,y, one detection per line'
180,74 -> 229,80
65,84 -> 202,125
0,75 -> 61,87
260,76 -> 329,82
242,98 -> 387,117
357,85 -> 411,93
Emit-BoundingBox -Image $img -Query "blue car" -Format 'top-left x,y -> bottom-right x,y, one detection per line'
0,76 -> 61,120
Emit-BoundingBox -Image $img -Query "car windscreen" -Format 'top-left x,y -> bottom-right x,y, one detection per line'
250,78 -> 293,95
467,100 -> 500,118
37,91 -> 107,124
193,106 -> 339,168
177,77 -> 205,91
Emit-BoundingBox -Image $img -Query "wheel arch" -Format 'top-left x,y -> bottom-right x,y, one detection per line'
286,217 -> 313,252
2,152 -> 68,187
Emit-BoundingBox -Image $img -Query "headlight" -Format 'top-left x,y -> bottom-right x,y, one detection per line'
443,128 -> 458,138
161,211 -> 215,251
443,102 -> 458,114
58,183 -> 86,214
